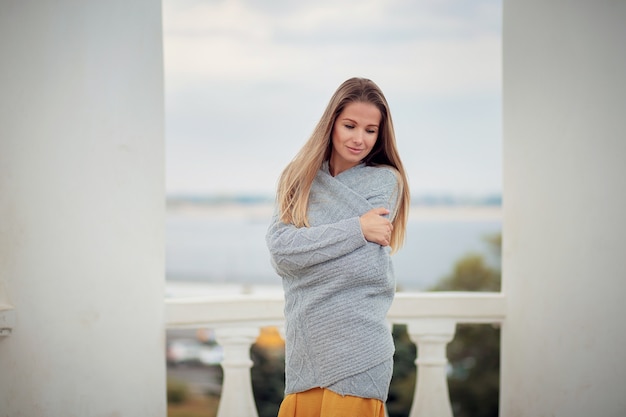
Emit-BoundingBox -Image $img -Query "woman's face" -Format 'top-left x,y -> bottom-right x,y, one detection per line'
329,101 -> 381,176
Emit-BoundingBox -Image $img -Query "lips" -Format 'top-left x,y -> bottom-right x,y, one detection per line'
347,146 -> 363,154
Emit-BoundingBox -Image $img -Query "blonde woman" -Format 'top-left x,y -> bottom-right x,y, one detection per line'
266,77 -> 410,417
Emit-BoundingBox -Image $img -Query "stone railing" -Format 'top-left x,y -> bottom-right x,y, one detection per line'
165,291 -> 506,417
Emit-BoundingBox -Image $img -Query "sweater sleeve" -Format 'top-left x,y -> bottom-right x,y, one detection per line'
365,167 -> 402,222
265,214 -> 367,276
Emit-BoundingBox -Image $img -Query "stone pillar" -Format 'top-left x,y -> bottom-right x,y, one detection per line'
502,0 -> 626,416
406,319 -> 456,417
215,326 -> 260,417
0,1 -> 166,416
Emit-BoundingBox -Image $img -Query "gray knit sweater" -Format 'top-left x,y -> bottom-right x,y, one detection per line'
266,162 -> 400,401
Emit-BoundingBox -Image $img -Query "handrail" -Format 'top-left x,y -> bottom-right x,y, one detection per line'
165,291 -> 506,327
166,293 -> 284,329
164,291 -> 506,417
389,291 -> 506,322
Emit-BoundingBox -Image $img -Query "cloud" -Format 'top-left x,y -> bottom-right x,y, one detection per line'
163,0 -> 501,94
162,0 -> 503,195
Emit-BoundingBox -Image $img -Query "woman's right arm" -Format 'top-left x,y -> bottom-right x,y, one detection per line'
266,214 -> 367,275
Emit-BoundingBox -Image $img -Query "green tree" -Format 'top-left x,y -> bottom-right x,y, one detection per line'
430,234 -> 501,417
250,341 -> 285,417
387,324 -> 417,417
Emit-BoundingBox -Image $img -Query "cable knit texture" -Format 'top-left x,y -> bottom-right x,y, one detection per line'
266,162 -> 400,401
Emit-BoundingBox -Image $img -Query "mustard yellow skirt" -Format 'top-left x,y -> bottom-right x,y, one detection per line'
277,387 -> 385,417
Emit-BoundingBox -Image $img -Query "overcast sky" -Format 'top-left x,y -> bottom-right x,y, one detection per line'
163,0 -> 502,197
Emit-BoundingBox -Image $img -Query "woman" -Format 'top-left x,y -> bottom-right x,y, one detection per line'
266,77 -> 410,416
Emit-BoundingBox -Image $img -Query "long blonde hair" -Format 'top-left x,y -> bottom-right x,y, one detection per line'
276,77 -> 410,252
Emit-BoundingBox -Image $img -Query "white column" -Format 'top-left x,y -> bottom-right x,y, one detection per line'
406,319 -> 456,417
0,2 -> 166,416
502,1 -> 626,416
215,326 -> 260,417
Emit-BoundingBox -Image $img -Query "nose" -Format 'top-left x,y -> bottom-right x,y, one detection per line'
353,129 -> 365,144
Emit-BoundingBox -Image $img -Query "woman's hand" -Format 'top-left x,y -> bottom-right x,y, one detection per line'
359,207 -> 393,246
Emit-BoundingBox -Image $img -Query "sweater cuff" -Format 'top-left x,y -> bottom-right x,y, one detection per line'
349,216 -> 368,246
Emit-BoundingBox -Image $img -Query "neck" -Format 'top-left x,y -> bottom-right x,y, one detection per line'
329,158 -> 357,177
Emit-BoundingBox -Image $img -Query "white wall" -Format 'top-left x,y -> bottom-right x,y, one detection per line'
502,1 -> 626,416
0,2 -> 166,416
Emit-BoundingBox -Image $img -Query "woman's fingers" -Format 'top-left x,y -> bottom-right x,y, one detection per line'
359,207 -> 393,246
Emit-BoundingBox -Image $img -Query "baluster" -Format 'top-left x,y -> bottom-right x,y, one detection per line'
406,319 -> 456,417
215,326 -> 260,417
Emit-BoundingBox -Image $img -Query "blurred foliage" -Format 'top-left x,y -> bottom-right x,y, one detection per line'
430,233 -> 502,417
447,324 -> 500,417
167,378 -> 190,404
431,253 -> 500,292
167,394 -> 219,417
167,376 -> 220,417
251,331 -> 286,417
387,324 -> 417,416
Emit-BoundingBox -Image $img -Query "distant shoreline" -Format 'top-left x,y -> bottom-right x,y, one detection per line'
409,205 -> 501,221
167,202 -> 502,222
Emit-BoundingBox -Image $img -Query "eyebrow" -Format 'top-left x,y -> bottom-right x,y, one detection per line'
340,117 -> 379,128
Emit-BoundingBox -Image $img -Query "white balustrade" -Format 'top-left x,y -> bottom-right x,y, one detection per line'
165,292 -> 506,417
388,292 -> 506,417
406,319 -> 456,417
215,326 -> 262,417
166,294 -> 284,417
